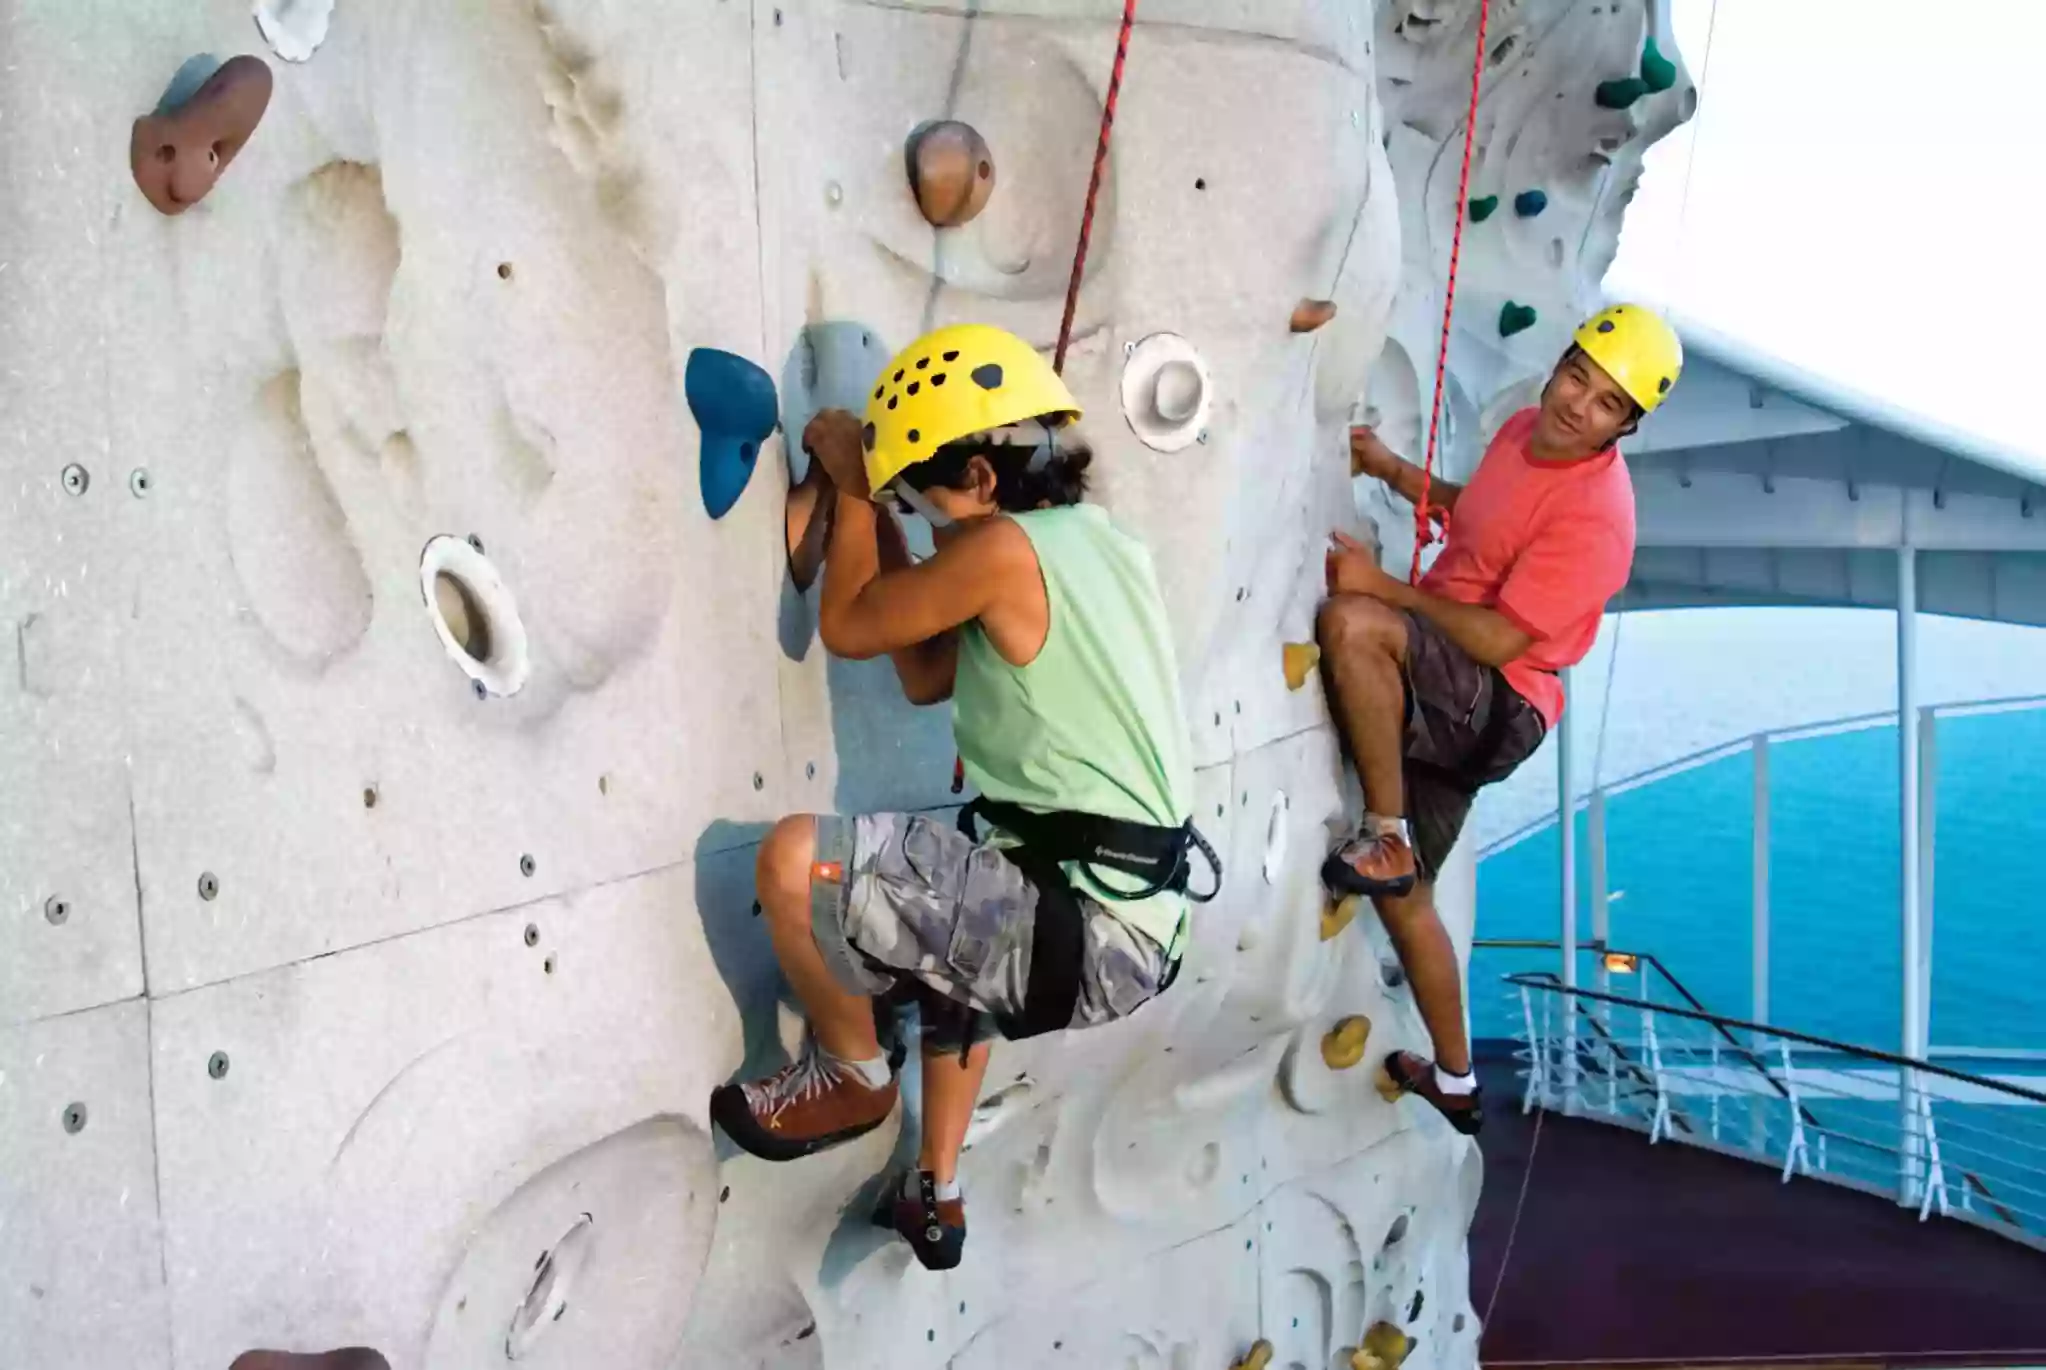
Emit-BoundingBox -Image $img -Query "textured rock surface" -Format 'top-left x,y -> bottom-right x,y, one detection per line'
0,2 -> 1686,1367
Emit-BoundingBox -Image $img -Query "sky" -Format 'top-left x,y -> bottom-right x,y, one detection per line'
1605,0 -> 2046,473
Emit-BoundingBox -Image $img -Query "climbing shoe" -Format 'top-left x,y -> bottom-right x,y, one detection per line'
872,1169 -> 967,1271
1377,1050 -> 1484,1136
1321,824 -> 1418,899
709,1042 -> 899,1163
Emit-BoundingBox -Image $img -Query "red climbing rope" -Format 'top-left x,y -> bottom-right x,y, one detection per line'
1053,0 -> 1138,375
1411,0 -> 1492,585
956,0 -> 1137,798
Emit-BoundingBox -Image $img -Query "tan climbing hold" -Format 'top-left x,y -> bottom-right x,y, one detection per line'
1320,893 -> 1358,942
1231,1340 -> 1274,1370
907,120 -> 996,228
1283,641 -> 1321,691
1373,1058 -> 1406,1103
1291,299 -> 1338,333
1350,1322 -> 1416,1370
1321,1015 -> 1371,1070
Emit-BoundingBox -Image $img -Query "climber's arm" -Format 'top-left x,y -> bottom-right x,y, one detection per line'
820,498 -> 1029,678
1352,425 -> 1460,517
1327,532 -> 1530,669
873,505 -> 959,705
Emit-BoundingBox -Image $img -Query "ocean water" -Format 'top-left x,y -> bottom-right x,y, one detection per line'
1466,609 -> 2046,1055
1471,707 -> 2046,1054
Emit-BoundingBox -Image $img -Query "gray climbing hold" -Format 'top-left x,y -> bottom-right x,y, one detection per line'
1468,195 -> 1499,223
1513,189 -> 1548,218
779,321 -> 891,486
1499,301 -> 1538,338
1596,77 -> 1650,109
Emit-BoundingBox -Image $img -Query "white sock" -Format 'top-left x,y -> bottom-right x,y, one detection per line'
835,1052 -> 893,1090
1434,1064 -> 1476,1096
903,1169 -> 961,1201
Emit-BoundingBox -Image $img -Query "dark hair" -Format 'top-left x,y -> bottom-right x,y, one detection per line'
900,425 -> 1093,511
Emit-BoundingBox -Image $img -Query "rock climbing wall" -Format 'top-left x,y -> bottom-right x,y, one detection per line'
0,2 -> 1686,1368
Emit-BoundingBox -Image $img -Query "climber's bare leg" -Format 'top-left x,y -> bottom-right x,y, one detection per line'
917,1038 -> 993,1185
757,815 -> 883,1062
1316,593 -> 1409,817
1370,880 -> 1470,1076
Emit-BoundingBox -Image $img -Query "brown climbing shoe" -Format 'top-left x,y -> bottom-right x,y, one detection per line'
872,1169 -> 967,1271
1377,1050 -> 1483,1136
1321,826 -> 1418,898
710,1043 -> 898,1162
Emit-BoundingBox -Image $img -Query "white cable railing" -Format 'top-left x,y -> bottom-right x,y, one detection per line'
1504,965 -> 2046,1256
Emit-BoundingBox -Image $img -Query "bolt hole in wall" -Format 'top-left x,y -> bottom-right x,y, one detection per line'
420,534 -> 531,699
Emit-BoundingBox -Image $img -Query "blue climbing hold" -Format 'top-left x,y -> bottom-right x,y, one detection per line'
779,322 -> 891,486
1514,189 -> 1548,219
687,348 -> 778,520
1499,301 -> 1539,338
155,53 -> 225,115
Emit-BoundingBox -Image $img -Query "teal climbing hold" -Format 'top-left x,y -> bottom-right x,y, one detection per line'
1595,77 -> 1650,109
1468,195 -> 1499,223
687,348 -> 779,520
1640,36 -> 1678,93
1499,302 -> 1538,338
155,53 -> 225,115
1514,189 -> 1548,219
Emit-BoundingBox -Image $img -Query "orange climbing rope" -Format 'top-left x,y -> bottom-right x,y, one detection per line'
1411,0 -> 1492,585
956,0 -> 1138,797
1054,0 -> 1139,375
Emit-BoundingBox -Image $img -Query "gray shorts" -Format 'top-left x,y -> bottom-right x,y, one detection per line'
808,812 -> 1171,1041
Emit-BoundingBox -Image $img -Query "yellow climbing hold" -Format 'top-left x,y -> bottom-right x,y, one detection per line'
1231,1340 -> 1274,1370
1321,1015 -> 1371,1070
1351,1322 -> 1416,1370
1283,641 -> 1321,691
1320,893 -> 1359,941
1373,1058 -> 1406,1103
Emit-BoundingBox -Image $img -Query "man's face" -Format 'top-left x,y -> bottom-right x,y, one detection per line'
1532,349 -> 1638,457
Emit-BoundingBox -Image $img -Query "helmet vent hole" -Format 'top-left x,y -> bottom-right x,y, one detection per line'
943,350 -> 960,362
894,369 -> 906,382
874,386 -> 884,400
1597,320 -> 1615,333
862,422 -> 877,449
917,357 -> 930,370
971,363 -> 1004,390
908,382 -> 920,396
907,429 -> 921,444
932,374 -> 947,387
888,396 -> 899,410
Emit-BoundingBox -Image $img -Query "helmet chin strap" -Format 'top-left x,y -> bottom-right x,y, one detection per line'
1025,419 -> 1058,474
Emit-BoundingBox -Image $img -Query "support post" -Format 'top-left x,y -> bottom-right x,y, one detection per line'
1559,668 -> 1579,1111
1919,707 -> 1937,1040
1898,545 -> 1925,1205
1590,787 -> 1612,1112
1752,733 -> 1772,1154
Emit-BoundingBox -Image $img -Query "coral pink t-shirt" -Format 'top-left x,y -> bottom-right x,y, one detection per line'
1418,408 -> 1636,728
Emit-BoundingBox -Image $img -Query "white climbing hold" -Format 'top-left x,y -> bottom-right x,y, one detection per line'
1120,333 -> 1213,453
253,0 -> 334,63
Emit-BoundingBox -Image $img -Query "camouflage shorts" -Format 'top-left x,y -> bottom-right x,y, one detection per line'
809,812 -> 1170,1038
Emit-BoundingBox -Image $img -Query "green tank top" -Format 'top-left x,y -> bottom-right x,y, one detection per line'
953,504 -> 1195,955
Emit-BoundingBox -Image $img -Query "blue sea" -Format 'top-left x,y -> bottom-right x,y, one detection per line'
1472,707 -> 2046,1054
1466,609 -> 2046,1057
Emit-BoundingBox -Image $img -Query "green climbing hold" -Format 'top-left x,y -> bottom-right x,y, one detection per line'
1640,36 -> 1678,93
1468,195 -> 1499,223
1513,189 -> 1548,219
1595,77 -> 1649,110
1499,302 -> 1538,338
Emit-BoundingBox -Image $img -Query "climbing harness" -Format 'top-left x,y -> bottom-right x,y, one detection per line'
1411,0 -> 1492,585
1054,0 -> 1138,374
955,796 -> 1219,1043
953,0 -> 1136,798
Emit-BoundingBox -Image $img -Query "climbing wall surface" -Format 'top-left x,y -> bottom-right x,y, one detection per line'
0,2 -> 1685,1368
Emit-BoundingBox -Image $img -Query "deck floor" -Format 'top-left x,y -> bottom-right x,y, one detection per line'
1469,1063 -> 2046,1367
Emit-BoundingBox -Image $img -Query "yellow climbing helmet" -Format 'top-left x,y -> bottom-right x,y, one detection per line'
1572,303 -> 1683,415
861,324 -> 1082,495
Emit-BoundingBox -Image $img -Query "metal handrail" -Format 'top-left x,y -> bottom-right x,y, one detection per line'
1506,971 -> 2046,1106
1476,690 -> 2046,859
1507,970 -> 2046,1242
